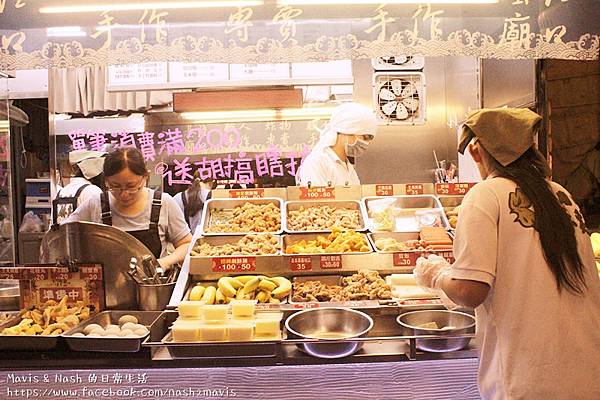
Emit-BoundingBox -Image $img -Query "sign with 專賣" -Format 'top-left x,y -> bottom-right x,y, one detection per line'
0,264 -> 105,311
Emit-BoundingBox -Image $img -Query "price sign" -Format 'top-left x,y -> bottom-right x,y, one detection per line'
0,268 -> 27,280
435,182 -> 476,195
51,267 -> 73,281
289,256 -> 312,272
375,184 -> 394,196
393,252 -> 419,267
79,266 -> 103,281
399,298 -> 443,306
6,264 -> 105,311
293,302 -> 320,309
229,189 -> 265,199
405,184 -> 424,195
299,187 -> 335,200
432,251 -> 455,264
212,257 -> 257,273
319,255 -> 342,269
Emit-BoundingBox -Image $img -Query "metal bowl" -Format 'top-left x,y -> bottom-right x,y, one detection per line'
285,307 -> 373,359
397,310 -> 475,352
0,282 -> 20,311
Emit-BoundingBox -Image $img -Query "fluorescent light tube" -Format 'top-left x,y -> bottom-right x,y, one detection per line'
181,106 -> 336,123
279,0 -> 497,4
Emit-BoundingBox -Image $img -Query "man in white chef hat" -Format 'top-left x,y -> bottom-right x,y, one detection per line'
52,150 -> 106,225
296,102 -> 378,187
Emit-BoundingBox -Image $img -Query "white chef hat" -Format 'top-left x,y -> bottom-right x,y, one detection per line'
69,150 -> 106,180
314,102 -> 378,150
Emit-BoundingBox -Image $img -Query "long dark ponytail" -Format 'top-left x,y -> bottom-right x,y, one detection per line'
185,178 -> 204,217
486,146 -> 587,295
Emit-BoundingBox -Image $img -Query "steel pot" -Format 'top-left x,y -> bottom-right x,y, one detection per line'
285,307 -> 373,359
397,310 -> 475,352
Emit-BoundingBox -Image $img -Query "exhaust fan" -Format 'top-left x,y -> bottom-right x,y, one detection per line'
371,56 -> 425,71
373,72 -> 426,125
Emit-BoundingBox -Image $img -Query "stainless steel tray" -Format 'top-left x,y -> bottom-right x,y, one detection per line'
283,233 -> 373,255
143,311 -> 281,359
363,195 -> 450,232
437,195 -> 464,230
0,315 -> 61,351
200,197 -> 284,236
63,310 -> 163,352
284,200 -> 367,233
188,235 -> 283,275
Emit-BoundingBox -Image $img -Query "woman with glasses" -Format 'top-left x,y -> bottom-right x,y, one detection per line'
65,148 -> 192,271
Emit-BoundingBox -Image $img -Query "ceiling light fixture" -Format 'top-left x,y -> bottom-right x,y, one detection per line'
181,106 -> 336,124
278,0 -> 497,4
40,1 -> 264,14
46,26 -> 87,38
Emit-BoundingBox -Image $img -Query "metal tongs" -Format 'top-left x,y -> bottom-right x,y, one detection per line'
127,256 -> 179,285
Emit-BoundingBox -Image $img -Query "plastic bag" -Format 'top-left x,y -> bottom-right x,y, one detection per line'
19,211 -> 44,233
367,197 -> 397,231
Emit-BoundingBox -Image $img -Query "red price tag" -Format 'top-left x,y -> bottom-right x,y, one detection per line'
435,183 -> 451,195
289,256 -> 312,272
79,266 -> 103,281
375,184 -> 394,196
0,268 -> 27,280
393,252 -> 419,267
29,268 -> 50,281
299,187 -> 335,200
51,268 -> 73,281
211,257 -> 257,273
229,189 -> 265,199
319,255 -> 342,269
433,251 -> 455,264
293,302 -> 320,309
435,182 -> 476,195
405,184 -> 424,195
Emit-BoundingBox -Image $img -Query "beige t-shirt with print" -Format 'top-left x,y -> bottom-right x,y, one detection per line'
451,177 -> 600,400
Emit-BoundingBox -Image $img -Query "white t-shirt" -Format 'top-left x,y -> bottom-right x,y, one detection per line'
64,188 -> 191,258
173,188 -> 210,235
296,146 -> 360,187
57,177 -> 103,207
451,177 -> 600,400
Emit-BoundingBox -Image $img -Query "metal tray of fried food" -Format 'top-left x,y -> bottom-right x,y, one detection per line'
143,311 -> 281,360
189,235 -> 283,257
284,200 -> 367,234
368,232 -> 453,254
289,273 -> 392,306
0,314 -> 62,351
437,195 -> 464,230
188,235 -> 283,275
283,232 -> 373,256
63,311 -> 163,352
363,195 -> 450,233
200,198 -> 284,236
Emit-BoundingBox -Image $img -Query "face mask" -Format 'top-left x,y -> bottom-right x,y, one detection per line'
345,137 -> 370,158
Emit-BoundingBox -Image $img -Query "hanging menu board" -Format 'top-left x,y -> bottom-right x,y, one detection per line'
0,264 -> 105,311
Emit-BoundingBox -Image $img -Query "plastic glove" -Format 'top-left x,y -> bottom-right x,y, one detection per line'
414,254 -> 459,310
414,254 -> 451,289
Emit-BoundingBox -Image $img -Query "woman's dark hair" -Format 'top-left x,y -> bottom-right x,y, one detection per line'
185,178 -> 204,217
103,148 -> 148,178
484,145 -> 587,295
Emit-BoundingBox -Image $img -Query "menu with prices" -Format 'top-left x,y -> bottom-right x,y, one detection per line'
431,251 -> 455,264
228,189 -> 265,199
211,257 -> 257,273
393,252 -> 419,267
289,256 -> 312,272
375,184 -> 394,196
0,264 -> 105,311
405,184 -> 424,195
319,255 -> 342,269
435,182 -> 476,195
299,187 -> 335,200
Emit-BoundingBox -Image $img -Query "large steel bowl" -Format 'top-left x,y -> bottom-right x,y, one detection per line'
397,310 -> 475,352
285,307 -> 373,359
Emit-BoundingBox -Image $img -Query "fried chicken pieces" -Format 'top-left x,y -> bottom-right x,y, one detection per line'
291,270 -> 392,302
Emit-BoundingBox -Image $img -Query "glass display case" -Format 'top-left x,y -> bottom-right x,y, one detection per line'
0,73 -> 16,265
